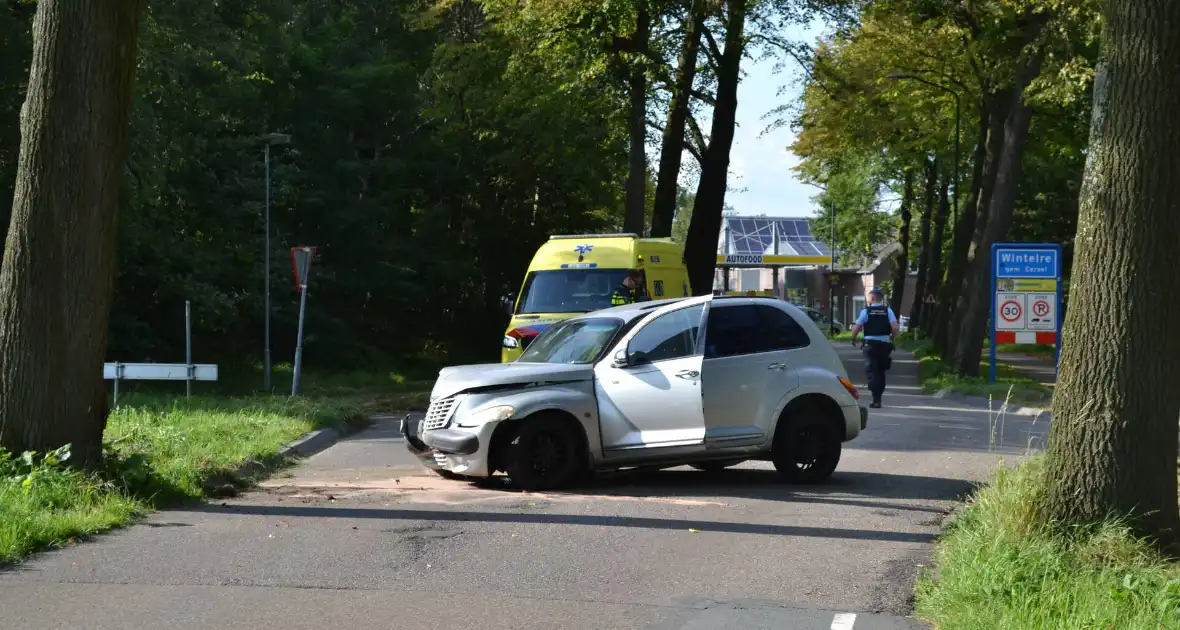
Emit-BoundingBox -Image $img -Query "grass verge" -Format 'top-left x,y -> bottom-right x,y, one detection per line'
915,456 -> 1180,629
894,335 -> 1053,406
0,394 -> 372,565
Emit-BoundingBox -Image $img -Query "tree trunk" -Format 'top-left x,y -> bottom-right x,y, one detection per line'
909,157 -> 936,328
1044,5 -> 1180,545
650,2 -> 704,239
923,174 -> 951,331
0,0 -> 144,467
623,8 -> 651,235
939,100 -> 1006,358
932,108 -> 988,353
889,168 -> 914,315
952,47 -> 1045,376
684,0 -> 745,295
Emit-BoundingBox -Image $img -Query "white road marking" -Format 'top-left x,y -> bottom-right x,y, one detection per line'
831,612 -> 857,630
936,425 -> 983,430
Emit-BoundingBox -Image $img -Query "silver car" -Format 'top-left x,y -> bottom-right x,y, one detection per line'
402,295 -> 868,490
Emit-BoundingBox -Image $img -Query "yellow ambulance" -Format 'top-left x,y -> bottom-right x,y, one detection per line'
501,233 -> 691,362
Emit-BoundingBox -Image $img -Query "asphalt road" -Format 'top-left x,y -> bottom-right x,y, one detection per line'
0,344 -> 1049,630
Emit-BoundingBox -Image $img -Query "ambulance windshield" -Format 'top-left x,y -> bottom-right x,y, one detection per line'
515,268 -> 632,314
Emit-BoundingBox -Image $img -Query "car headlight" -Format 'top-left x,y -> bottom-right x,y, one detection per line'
502,335 -> 519,349
457,404 -> 515,428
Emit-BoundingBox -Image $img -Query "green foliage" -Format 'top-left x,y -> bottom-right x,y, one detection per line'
916,457 -> 1180,629
801,152 -> 893,268
1,444 -> 143,565
0,0 -> 630,370
788,0 -> 1099,367
897,335 -> 1052,405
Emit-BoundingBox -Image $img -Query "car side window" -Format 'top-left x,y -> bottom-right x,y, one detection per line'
627,304 -> 703,363
758,305 -> 811,350
704,305 -> 764,358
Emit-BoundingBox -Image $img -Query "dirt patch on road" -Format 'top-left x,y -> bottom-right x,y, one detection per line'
259,473 -> 730,507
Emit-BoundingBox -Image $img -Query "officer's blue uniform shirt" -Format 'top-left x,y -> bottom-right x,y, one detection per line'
855,305 -> 897,343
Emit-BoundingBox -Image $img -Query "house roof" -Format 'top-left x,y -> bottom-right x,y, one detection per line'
857,241 -> 903,274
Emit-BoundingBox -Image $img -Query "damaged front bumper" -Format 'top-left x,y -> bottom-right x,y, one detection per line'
400,413 -> 494,477
400,414 -> 446,472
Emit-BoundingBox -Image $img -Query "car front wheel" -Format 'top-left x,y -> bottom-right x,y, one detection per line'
504,415 -> 582,491
773,414 -> 842,484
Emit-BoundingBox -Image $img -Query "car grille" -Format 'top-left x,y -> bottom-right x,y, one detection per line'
423,396 -> 458,431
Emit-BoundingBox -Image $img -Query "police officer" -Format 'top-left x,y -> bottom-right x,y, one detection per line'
610,270 -> 648,306
849,288 -> 899,409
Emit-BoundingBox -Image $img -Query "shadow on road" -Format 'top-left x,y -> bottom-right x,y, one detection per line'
559,468 -> 976,510
185,501 -> 938,543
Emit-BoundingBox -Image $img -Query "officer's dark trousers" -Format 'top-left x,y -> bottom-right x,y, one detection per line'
862,341 -> 893,403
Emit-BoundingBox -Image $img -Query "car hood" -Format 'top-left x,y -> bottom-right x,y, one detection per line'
430,362 -> 595,400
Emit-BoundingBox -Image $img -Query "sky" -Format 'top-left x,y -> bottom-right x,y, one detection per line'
721,20 -> 826,218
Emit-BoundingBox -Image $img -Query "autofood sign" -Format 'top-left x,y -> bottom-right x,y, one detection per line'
716,253 -> 833,266
723,254 -> 764,265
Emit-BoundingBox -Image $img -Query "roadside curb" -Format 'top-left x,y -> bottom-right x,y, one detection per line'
210,415 -> 378,495
932,389 -> 1050,418
279,427 -> 342,458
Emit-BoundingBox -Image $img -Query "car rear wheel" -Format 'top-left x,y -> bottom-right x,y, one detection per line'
773,413 -> 842,484
504,416 -> 582,491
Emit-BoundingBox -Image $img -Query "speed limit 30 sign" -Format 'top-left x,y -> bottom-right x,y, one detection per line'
995,293 -> 1026,330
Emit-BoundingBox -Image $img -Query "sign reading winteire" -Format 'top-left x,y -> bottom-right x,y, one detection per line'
989,243 -> 1062,383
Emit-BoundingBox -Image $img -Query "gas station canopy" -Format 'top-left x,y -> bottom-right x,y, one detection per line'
716,216 -> 832,267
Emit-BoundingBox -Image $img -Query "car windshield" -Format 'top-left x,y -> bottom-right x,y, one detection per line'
518,317 -> 624,364
516,268 -> 631,314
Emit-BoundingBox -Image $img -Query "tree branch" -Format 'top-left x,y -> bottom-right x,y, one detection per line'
684,135 -> 703,163
690,89 -> 715,106
686,111 -> 708,156
702,27 -> 723,66
750,34 -> 840,99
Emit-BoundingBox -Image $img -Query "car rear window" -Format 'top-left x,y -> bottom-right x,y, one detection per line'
705,304 -> 811,358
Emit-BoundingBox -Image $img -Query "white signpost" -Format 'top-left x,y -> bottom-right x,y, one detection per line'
989,243 -> 1063,383
104,299 -> 219,405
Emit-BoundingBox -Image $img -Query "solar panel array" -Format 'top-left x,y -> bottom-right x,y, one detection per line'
720,217 -> 832,258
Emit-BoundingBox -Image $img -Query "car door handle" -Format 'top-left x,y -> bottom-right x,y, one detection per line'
768,363 -> 786,371
675,370 -> 700,379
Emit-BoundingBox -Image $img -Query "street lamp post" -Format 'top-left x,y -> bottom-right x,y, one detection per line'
261,132 -> 291,392
885,73 -> 961,223
829,200 -> 838,337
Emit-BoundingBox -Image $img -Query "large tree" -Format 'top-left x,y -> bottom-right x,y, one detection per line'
0,0 -> 145,465
650,0 -> 706,238
683,0 -> 746,294
1042,1 -> 1180,544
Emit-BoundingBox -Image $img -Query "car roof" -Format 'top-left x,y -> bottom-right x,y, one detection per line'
570,296 -> 806,324
570,298 -> 686,322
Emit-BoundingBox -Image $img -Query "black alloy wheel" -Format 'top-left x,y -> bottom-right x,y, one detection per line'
504,416 -> 581,491
773,415 -> 842,484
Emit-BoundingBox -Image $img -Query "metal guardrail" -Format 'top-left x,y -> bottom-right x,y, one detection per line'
104,362 -> 219,406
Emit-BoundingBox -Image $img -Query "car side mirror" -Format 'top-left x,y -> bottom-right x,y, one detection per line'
502,293 -> 516,316
611,349 -> 629,368
628,350 -> 652,367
